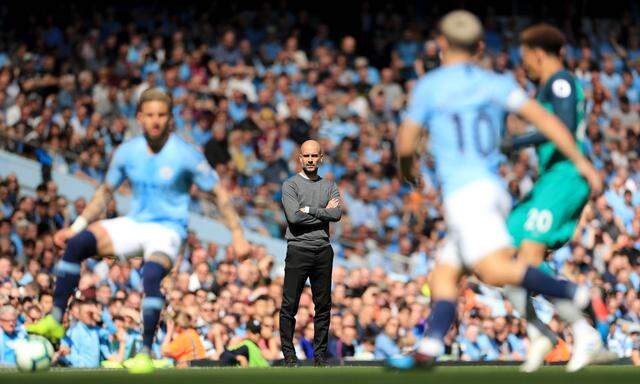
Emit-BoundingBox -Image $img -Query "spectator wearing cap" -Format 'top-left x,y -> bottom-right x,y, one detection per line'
0,305 -> 27,366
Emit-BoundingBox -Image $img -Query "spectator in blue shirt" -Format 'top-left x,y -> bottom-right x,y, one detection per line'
260,27 -> 282,64
109,308 -> 144,364
59,300 -> 112,368
0,184 -> 14,218
298,323 -> 314,359
374,318 -> 401,358
458,324 -> 498,361
507,332 -> 528,360
392,29 -> 421,79
190,115 -> 213,147
601,56 -> 624,96
228,91 -> 249,122
212,31 -> 241,66
0,306 -> 27,366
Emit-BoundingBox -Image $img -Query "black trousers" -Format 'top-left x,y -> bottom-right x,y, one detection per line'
280,244 -> 333,360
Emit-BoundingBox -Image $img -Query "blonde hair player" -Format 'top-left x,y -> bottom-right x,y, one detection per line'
27,88 -> 250,374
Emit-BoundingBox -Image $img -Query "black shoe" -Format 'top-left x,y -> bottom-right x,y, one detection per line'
386,350 -> 436,371
581,291 -> 600,326
314,357 -> 328,367
283,356 -> 298,368
413,351 -> 436,370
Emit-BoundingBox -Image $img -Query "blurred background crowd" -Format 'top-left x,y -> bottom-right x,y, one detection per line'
0,0 -> 639,368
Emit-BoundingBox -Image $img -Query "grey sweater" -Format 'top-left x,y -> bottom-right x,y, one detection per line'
281,173 -> 342,249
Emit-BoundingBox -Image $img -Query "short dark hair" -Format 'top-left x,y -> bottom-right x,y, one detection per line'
520,23 -> 566,56
79,298 -> 98,305
247,318 -> 262,334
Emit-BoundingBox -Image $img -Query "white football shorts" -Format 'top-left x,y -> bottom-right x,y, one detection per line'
97,217 -> 182,262
437,179 -> 513,268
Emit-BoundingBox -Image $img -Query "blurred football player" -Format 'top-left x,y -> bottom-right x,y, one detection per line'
27,88 -> 250,374
388,10 -> 602,371
502,23 -> 614,372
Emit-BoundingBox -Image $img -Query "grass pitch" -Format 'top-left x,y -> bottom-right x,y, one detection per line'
1,365 -> 639,384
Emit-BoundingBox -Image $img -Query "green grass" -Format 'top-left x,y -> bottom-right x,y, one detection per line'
1,366 -> 639,384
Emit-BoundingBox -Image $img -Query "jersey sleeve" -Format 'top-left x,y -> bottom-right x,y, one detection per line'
546,75 -> 578,134
404,78 -> 432,127
190,148 -> 220,191
104,145 -> 127,189
492,74 -> 528,113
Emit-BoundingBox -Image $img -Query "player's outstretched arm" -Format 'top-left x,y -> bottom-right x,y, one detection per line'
213,184 -> 251,258
516,99 -> 602,194
79,184 -> 115,224
53,183 -> 114,248
396,120 -> 422,186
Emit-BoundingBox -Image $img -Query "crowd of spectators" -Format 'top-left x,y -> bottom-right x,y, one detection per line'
0,2 -> 640,368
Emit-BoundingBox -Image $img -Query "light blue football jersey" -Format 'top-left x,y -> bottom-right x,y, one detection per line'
405,62 -> 527,197
105,134 -> 219,238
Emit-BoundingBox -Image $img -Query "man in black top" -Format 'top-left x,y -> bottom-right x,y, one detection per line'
280,140 -> 342,367
203,125 -> 231,167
